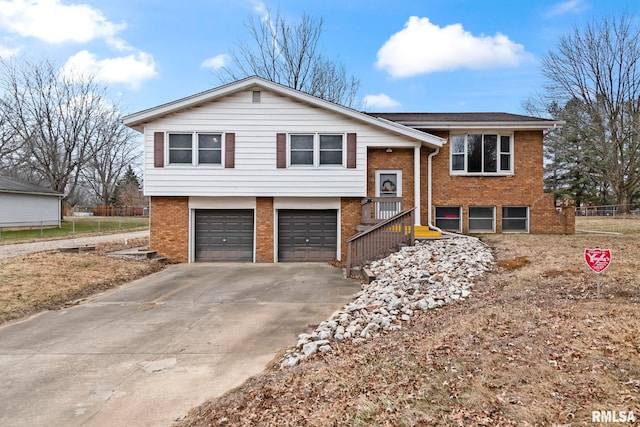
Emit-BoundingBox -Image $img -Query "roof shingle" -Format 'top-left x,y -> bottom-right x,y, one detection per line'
0,176 -> 63,196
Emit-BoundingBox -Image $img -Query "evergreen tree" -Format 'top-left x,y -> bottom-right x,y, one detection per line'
110,165 -> 142,206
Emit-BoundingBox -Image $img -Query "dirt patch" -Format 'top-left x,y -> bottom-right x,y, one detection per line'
0,238 -> 165,324
497,256 -> 529,270
176,228 -> 640,426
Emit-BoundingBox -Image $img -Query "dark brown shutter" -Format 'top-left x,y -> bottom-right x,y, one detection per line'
276,133 -> 287,168
225,133 -> 235,168
154,132 -> 164,168
346,133 -> 357,168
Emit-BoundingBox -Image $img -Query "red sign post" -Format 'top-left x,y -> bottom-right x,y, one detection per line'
584,248 -> 611,298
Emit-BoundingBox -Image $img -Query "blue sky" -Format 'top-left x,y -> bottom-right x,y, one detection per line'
0,0 -> 636,116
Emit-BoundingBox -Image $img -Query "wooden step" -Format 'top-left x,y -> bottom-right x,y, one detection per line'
414,226 -> 442,238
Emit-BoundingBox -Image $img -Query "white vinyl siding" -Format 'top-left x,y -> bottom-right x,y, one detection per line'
142,89 -> 406,197
0,193 -> 61,228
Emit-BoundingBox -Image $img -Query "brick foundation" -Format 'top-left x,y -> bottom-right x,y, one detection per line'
341,198 -> 361,261
150,196 -> 189,262
255,197 -> 274,262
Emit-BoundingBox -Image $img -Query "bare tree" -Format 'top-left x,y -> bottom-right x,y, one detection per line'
81,106 -> 140,205
0,57 -> 139,208
0,58 -> 104,199
0,105 -> 20,168
541,13 -> 640,212
217,9 -> 360,108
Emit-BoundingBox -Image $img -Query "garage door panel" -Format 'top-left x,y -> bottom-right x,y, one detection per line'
195,210 -> 254,262
278,210 -> 337,262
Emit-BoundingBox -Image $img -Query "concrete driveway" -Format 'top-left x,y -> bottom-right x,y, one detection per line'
0,263 -> 357,427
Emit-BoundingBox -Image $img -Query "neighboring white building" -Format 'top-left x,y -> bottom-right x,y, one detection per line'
0,176 -> 64,228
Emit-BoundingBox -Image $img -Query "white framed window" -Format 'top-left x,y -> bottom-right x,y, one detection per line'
451,134 -> 512,175
168,132 -> 223,166
319,135 -> 343,165
469,206 -> 495,232
168,133 -> 193,164
197,133 -> 222,164
502,206 -> 529,232
290,134 -> 314,165
289,133 -> 344,167
435,206 -> 461,232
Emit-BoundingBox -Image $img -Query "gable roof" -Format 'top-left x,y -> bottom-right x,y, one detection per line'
368,112 -> 563,130
123,76 -> 446,148
0,176 -> 63,197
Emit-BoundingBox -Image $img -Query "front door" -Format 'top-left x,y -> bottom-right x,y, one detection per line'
375,170 -> 402,219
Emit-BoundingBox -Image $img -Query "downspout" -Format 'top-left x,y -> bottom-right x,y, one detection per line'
426,148 -> 439,227
414,145 -> 421,225
427,147 -> 484,243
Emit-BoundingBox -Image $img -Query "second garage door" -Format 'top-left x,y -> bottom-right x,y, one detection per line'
278,209 -> 337,262
194,209 -> 254,262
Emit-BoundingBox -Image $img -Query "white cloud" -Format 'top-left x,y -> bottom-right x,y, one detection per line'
0,44 -> 19,57
546,0 -> 589,18
252,0 -> 270,22
363,93 -> 401,109
201,54 -> 230,70
61,50 -> 158,89
0,0 -> 127,48
376,16 -> 531,78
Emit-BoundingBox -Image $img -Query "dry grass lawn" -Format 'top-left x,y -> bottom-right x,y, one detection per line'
178,217 -> 640,426
0,238 -> 165,324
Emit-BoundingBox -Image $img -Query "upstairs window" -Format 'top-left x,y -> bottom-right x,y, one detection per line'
198,134 -> 222,164
289,133 -> 344,167
168,132 -> 223,166
290,135 -> 314,165
451,134 -> 512,175
168,134 -> 192,164
319,135 -> 343,165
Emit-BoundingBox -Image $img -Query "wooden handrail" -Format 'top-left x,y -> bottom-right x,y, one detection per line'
346,207 -> 415,276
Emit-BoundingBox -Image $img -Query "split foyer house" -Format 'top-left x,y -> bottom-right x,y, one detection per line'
123,76 -> 574,264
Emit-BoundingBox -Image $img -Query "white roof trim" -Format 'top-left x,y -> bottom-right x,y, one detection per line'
393,121 -> 564,130
123,76 -> 445,148
0,189 -> 64,197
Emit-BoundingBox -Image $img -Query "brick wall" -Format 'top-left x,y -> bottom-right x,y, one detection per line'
341,198 -> 361,261
367,148 -> 415,208
531,194 -> 575,234
150,196 -> 189,262
255,197 -> 274,262
426,130 -> 574,234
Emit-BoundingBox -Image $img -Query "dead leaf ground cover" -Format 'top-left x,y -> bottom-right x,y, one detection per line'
0,238 -> 165,324
178,217 -> 640,426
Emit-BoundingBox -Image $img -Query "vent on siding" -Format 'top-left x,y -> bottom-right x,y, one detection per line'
252,91 -> 261,103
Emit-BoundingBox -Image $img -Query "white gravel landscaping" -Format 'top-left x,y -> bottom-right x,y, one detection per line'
281,237 -> 494,368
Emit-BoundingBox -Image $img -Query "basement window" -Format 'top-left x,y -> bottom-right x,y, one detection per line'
469,206 -> 495,232
502,206 -> 529,232
435,206 -> 461,232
